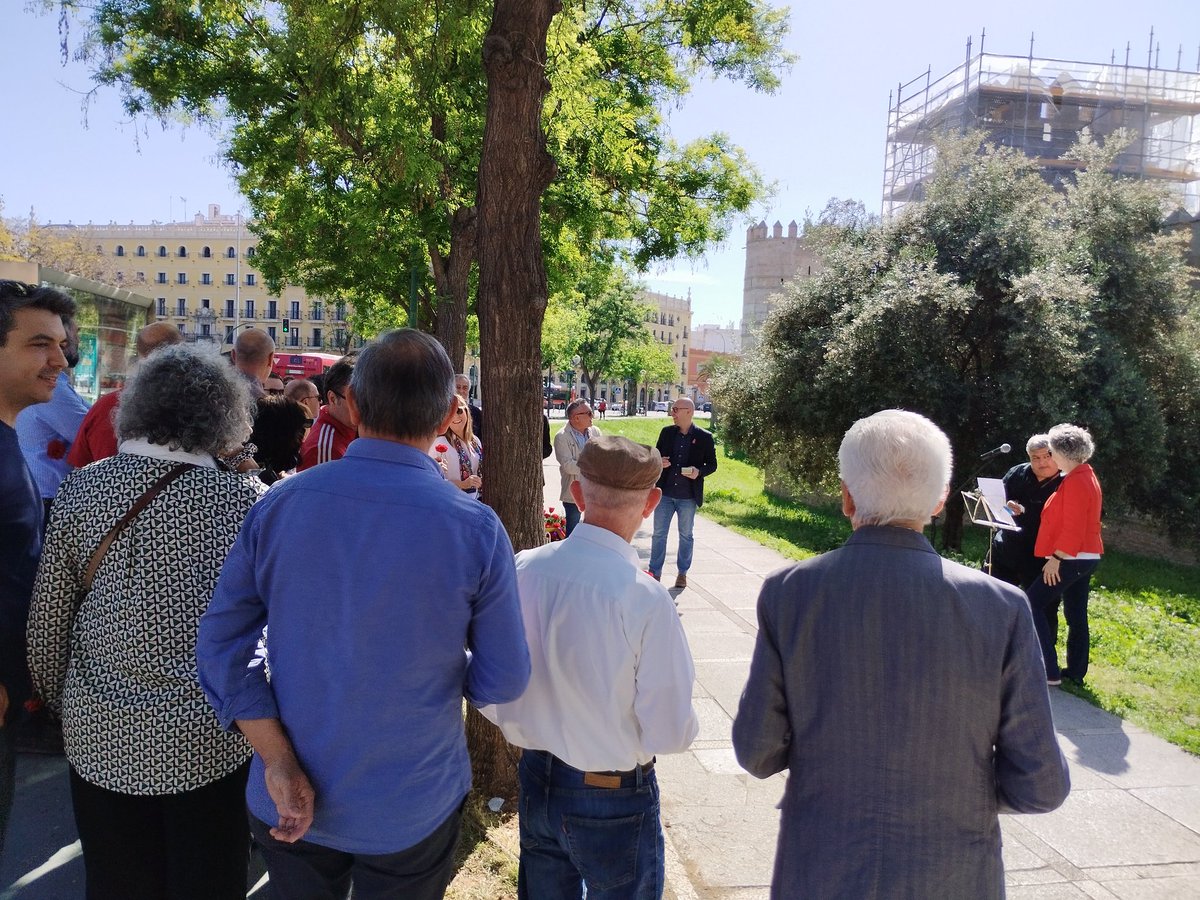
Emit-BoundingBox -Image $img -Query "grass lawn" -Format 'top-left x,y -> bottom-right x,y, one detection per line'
563,415 -> 1200,756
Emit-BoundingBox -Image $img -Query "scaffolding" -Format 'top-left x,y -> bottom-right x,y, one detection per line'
883,35 -> 1200,218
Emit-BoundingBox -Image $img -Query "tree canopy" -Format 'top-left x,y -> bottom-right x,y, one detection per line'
715,132 -> 1200,547
48,0 -> 789,367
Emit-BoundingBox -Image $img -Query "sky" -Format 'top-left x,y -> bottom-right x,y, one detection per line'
2,2 -> 1197,327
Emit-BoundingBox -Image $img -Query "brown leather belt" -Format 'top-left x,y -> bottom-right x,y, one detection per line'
580,759 -> 655,789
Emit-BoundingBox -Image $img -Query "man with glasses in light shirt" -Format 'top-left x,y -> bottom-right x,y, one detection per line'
553,399 -> 601,535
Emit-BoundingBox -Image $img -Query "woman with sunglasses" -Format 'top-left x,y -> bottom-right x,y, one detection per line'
431,400 -> 483,498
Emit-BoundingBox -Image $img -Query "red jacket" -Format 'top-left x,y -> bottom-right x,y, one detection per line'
67,390 -> 121,468
1034,463 -> 1103,558
297,406 -> 357,471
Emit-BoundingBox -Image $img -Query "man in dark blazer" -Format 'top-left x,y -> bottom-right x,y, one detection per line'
732,409 -> 1069,899
649,397 -> 717,588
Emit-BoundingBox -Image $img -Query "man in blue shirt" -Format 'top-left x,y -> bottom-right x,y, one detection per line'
198,328 -> 531,899
0,279 -> 74,858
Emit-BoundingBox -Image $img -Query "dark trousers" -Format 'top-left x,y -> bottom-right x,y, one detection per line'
1025,558 -> 1099,681
0,724 -> 14,859
564,502 -> 582,536
517,749 -> 663,900
69,761 -> 251,900
249,798 -> 464,900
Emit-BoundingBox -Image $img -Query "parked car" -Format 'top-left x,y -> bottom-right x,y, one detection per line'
652,401 -> 670,412
701,402 -> 712,413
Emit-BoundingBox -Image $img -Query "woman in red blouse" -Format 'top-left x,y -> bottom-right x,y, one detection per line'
1027,423 -> 1102,686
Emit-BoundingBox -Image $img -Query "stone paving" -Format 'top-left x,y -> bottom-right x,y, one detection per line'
542,456 -> 1200,900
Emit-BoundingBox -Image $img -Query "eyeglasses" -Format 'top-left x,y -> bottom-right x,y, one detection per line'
570,411 -> 593,418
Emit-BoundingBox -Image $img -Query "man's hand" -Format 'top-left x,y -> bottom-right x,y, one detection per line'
236,717 -> 316,843
263,754 -> 316,843
661,458 -> 671,469
0,684 -> 8,725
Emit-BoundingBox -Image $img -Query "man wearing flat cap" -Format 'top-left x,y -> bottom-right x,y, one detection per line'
483,434 -> 699,899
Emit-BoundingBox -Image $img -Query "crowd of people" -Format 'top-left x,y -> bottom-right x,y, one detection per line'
0,277 -> 1103,899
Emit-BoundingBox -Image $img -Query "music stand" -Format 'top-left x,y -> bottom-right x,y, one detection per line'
965,478 -> 1020,575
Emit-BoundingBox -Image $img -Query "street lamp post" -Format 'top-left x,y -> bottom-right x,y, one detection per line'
570,355 -> 581,401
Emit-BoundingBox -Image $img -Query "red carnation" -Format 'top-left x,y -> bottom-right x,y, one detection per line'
435,443 -> 449,453
46,439 -> 68,460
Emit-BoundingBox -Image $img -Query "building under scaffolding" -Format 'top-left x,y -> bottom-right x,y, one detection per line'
883,35 -> 1200,218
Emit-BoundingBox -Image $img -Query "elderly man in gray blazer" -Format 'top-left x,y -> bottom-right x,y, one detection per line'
733,409 -> 1069,899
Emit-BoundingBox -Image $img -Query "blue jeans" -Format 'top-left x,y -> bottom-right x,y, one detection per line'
649,496 -> 696,578
1025,558 -> 1099,680
564,502 -> 581,536
518,750 -> 663,900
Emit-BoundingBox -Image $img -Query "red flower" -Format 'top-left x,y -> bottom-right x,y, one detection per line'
435,443 -> 449,453
46,439 -> 67,460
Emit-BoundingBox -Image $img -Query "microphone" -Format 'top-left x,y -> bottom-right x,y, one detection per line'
979,443 -> 1012,460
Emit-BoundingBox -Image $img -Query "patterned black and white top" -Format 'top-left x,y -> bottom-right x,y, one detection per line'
27,448 -> 266,795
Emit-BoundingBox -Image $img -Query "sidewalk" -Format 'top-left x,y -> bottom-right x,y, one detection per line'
543,458 -> 1200,899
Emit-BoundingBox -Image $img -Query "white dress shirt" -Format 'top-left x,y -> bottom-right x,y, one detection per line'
482,523 -> 698,771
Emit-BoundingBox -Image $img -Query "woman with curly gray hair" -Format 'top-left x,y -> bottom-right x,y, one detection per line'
27,344 -> 265,898
1026,423 -> 1103,687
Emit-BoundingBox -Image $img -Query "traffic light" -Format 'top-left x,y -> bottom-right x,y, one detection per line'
282,318 -> 289,333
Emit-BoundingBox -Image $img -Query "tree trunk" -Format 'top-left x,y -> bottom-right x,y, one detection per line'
430,205 -> 476,370
473,0 -> 561,799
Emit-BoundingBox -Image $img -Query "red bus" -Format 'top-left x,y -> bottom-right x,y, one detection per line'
272,352 -> 344,381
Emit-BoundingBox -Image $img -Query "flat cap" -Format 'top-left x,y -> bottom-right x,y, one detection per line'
578,435 -> 663,491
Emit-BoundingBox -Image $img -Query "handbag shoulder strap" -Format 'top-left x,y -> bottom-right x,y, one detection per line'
82,463 -> 196,592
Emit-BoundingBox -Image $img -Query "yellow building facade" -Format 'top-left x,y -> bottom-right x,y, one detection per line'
51,204 -> 357,354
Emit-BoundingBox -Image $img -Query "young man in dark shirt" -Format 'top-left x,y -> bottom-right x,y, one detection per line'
0,279 -> 75,856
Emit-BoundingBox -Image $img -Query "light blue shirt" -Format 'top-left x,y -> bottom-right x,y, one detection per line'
15,372 -> 90,499
197,439 -> 530,854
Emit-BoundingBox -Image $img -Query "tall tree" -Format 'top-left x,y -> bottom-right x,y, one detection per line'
716,131 -> 1199,548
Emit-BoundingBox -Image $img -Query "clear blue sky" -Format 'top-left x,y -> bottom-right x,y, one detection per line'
2,2 -> 1196,326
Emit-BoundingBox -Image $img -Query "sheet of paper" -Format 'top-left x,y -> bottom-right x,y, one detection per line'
977,477 -> 1018,528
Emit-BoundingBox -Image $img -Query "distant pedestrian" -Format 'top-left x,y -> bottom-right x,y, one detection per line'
230,328 -> 276,398
297,354 -> 356,470
733,409 -> 1069,899
648,398 -> 717,588
484,434 -> 698,898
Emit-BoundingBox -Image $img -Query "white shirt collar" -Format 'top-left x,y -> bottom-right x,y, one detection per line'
566,522 -> 641,568
117,437 -> 218,468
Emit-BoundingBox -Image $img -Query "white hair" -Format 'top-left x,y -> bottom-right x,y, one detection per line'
838,410 -> 952,526
578,476 -> 650,513
1026,433 -> 1051,454
1048,423 -> 1094,464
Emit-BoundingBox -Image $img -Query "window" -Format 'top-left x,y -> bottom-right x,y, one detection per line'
177,324 -> 186,334
267,300 -> 277,320
156,298 -> 167,317
201,298 -> 211,309
226,247 -> 236,259
267,326 -> 277,341
157,246 -> 167,257
157,273 -> 167,284
312,327 -> 322,347
116,245 -> 125,257
176,299 -> 186,316
290,300 -> 301,319
178,246 -> 188,258
136,272 -> 145,282
245,274 -> 256,286
203,246 -> 212,258
201,273 -> 211,285
224,299 -> 235,318
225,325 -> 235,343
335,302 -> 346,321
177,273 -> 188,284
335,328 -> 346,348
136,245 -> 146,257
289,331 -> 300,348
201,323 -> 211,337
311,303 -> 323,321
246,246 -> 256,258
226,274 -> 236,286
245,300 -> 255,319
